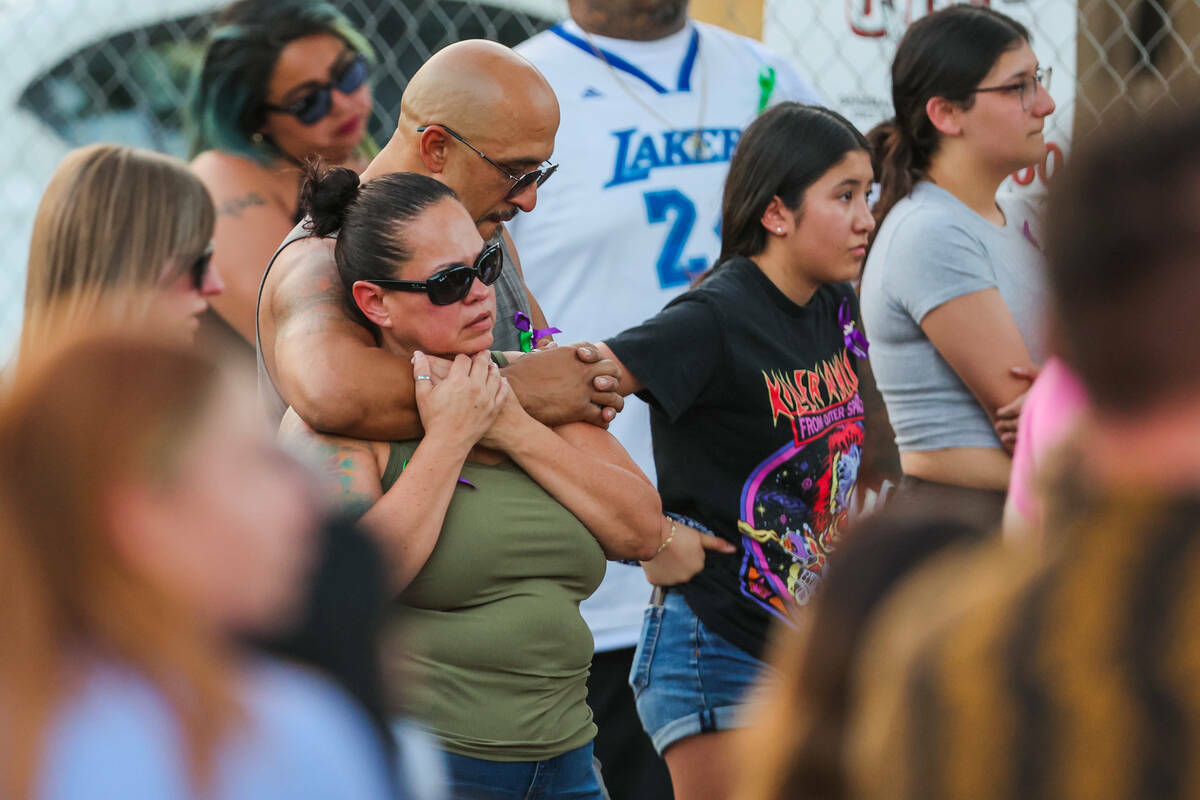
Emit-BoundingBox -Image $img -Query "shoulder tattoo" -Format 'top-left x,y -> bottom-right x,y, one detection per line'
296,435 -> 379,517
218,192 -> 268,218
274,263 -> 364,333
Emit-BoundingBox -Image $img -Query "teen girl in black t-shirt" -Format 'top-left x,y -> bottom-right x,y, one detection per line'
598,103 -> 876,800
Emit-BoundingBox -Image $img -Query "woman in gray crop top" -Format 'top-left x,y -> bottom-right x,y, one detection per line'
859,5 -> 1056,518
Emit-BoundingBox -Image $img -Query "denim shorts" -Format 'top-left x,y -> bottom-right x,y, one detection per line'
628,590 -> 767,755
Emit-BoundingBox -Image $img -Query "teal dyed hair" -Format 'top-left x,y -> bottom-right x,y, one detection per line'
187,0 -> 376,165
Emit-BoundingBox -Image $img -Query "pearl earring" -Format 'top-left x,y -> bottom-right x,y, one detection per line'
776,227 -> 783,233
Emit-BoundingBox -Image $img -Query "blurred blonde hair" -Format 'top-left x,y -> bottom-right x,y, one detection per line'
0,332 -> 240,800
19,144 -> 214,364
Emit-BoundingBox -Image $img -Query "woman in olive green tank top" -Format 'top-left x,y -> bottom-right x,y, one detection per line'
278,168 -> 664,798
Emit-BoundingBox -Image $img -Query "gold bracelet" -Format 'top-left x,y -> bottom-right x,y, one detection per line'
654,519 -> 676,557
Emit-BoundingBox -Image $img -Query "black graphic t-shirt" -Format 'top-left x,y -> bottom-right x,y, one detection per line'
607,257 -> 865,659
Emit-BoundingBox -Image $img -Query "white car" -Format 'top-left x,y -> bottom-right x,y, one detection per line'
0,0 -> 565,363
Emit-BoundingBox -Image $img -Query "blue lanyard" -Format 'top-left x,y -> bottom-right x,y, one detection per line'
549,24 -> 701,95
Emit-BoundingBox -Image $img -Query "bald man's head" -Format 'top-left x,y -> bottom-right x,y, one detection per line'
401,40 -> 558,134
394,40 -> 560,240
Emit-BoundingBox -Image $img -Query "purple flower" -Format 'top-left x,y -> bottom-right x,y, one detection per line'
838,298 -> 869,359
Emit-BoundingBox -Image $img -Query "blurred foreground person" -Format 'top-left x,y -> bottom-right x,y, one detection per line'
1001,356 -> 1089,545
19,144 -> 223,365
846,101 -> 1200,800
733,511 -> 984,800
16,143 -> 401,777
0,336 -> 393,800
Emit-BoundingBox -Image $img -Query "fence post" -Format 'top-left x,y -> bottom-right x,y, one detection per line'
692,0 -> 764,38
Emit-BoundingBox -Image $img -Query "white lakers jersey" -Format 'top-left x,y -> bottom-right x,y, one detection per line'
510,19 -> 821,650
512,19 -> 821,479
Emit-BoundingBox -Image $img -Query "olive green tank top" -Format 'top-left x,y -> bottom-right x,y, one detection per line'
379,441 -> 606,761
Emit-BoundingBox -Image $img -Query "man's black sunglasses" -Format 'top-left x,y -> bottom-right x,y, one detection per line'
368,242 -> 504,305
190,242 -> 214,291
416,124 -> 558,199
263,53 -> 369,126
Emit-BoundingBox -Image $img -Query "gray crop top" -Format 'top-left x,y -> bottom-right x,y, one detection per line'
859,182 -> 1047,452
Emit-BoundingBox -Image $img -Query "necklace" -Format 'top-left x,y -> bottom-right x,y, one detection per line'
576,25 -> 711,160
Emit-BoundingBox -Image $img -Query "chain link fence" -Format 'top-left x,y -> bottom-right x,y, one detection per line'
2,0 -> 1197,363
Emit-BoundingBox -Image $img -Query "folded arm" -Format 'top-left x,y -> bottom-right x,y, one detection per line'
268,246 -> 424,439
483,403 -> 663,561
920,288 -> 1037,453
280,421 -> 452,591
281,353 -> 503,591
887,218 -> 1038,454
267,250 -> 623,438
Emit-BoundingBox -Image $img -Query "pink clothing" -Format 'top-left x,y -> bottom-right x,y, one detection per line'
1007,357 -> 1089,523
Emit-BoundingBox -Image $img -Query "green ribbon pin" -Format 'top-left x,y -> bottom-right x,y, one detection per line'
757,66 -> 777,114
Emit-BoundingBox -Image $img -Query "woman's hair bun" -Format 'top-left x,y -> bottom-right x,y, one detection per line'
300,163 -> 361,237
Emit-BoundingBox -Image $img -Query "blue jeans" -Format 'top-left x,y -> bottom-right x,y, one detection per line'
629,590 -> 767,754
443,742 -> 607,800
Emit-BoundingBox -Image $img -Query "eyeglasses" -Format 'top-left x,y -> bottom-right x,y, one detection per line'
263,53 -> 369,125
971,66 -> 1052,112
368,242 -> 504,305
190,242 -> 215,291
416,124 -> 558,199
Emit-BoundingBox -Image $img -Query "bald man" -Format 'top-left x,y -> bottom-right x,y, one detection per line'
256,40 -> 623,440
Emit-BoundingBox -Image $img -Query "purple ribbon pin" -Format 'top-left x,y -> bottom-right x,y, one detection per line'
402,457 -> 475,489
838,298 -> 869,359
1022,220 -> 1043,252
513,311 -> 561,353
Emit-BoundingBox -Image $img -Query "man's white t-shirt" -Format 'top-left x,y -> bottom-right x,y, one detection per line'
511,19 -> 821,652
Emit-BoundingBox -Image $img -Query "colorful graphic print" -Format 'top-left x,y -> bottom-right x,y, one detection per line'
738,351 -> 864,616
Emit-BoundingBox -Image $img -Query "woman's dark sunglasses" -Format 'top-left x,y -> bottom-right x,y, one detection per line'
416,124 -> 557,199
368,242 -> 504,305
263,53 -> 368,126
190,243 -> 215,291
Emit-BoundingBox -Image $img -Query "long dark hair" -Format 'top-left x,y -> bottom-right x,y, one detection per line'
718,103 -> 869,266
299,167 -> 458,308
872,5 -> 1030,228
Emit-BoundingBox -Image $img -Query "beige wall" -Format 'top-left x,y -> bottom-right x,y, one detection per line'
690,0 -> 764,39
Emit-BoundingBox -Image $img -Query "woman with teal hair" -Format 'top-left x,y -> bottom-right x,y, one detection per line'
189,0 -> 377,351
